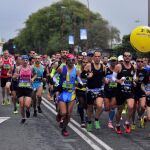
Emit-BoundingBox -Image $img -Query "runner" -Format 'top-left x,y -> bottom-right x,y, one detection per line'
0,50 -> 13,105
104,56 -> 118,129
84,51 -> 105,132
56,53 -> 82,136
131,57 -> 147,129
9,55 -> 21,113
76,54 -> 88,128
141,65 -> 150,136
14,55 -> 33,123
32,55 -> 45,117
115,52 -> 135,134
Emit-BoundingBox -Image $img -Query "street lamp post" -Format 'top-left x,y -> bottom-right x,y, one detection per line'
86,0 -> 90,50
148,0 -> 150,26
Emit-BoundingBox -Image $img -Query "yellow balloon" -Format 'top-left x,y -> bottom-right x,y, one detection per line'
130,26 -> 150,53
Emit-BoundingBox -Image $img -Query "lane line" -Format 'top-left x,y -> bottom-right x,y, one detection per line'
0,117 -> 10,124
42,97 -> 113,150
42,101 -> 102,150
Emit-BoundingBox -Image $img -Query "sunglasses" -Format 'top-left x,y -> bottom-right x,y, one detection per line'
82,61 -> 88,64
137,60 -> 143,63
67,59 -> 75,62
124,55 -> 131,57
23,59 -> 28,62
110,59 -> 117,62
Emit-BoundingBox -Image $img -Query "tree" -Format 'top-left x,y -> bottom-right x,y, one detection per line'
14,0 -> 120,55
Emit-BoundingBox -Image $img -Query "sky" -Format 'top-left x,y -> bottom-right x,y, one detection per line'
0,0 -> 148,41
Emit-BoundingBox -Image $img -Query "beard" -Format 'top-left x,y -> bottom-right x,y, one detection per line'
67,61 -> 74,68
35,61 -> 40,65
125,60 -> 130,64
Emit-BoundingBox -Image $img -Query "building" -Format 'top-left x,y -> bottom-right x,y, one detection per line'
0,38 -> 5,55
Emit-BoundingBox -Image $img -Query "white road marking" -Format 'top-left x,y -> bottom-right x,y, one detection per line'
42,97 -> 113,150
0,117 -> 10,124
42,100 -> 102,150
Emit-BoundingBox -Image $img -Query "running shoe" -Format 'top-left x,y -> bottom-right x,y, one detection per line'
26,109 -> 30,118
140,117 -> 145,128
4,99 -> 8,105
33,110 -> 37,117
107,121 -> 114,129
124,123 -> 131,134
20,118 -> 26,124
1,100 -> 5,105
122,109 -> 126,114
56,113 -> 61,122
62,129 -> 69,136
95,120 -> 101,129
131,124 -> 136,130
81,122 -> 86,128
59,120 -> 63,128
13,110 -> 18,114
38,106 -> 42,113
86,123 -> 93,132
115,125 -> 122,134
7,100 -> 11,105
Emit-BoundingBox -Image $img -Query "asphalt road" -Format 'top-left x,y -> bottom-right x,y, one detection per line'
0,94 -> 150,150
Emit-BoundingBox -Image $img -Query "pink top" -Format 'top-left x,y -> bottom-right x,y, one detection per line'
20,66 -> 32,81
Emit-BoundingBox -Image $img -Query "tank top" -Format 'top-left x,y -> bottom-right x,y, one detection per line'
117,63 -> 135,92
104,67 -> 117,90
87,63 -> 104,89
1,57 -> 12,78
145,69 -> 150,92
60,65 -> 77,91
18,66 -> 32,88
33,65 -> 44,78
135,68 -> 147,90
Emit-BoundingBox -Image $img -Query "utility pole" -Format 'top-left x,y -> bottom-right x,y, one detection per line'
148,0 -> 150,26
86,0 -> 90,50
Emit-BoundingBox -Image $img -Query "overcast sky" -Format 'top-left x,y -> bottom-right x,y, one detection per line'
0,0 -> 148,41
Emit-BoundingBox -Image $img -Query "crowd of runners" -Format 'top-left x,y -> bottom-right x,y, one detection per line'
0,49 -> 150,137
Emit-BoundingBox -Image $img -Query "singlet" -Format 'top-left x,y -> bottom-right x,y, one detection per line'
1,57 -> 12,78
18,66 -> 32,88
76,63 -> 81,71
104,67 -> 117,90
76,70 -> 87,91
60,65 -> 77,91
117,63 -> 135,91
135,68 -> 147,90
144,69 -> 150,93
33,65 -> 44,80
87,63 -> 105,89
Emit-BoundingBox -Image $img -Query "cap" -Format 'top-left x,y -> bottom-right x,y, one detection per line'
109,56 -> 117,61
21,55 -> 29,60
118,55 -> 124,61
66,54 -> 75,59
82,52 -> 87,56
87,51 -> 94,57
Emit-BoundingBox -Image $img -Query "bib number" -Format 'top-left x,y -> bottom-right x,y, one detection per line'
3,64 -> 10,70
19,80 -> 31,88
109,82 -> 117,88
62,81 -> 73,90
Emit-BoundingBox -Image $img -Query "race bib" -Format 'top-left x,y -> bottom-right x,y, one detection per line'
109,82 -> 117,88
19,80 -> 31,88
122,82 -> 132,92
62,81 -> 73,89
3,64 -> 10,70
145,84 -> 150,92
